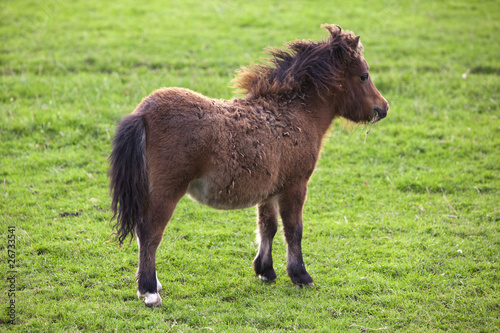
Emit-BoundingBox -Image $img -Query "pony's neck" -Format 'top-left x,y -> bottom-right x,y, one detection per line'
241,93 -> 340,139
304,93 -> 341,137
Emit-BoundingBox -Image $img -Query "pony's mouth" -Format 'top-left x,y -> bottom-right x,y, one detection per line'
372,107 -> 386,123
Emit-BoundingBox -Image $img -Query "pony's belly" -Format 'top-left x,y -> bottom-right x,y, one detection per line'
186,177 -> 268,210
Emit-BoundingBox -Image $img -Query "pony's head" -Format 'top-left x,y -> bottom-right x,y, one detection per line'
320,24 -> 389,123
233,24 -> 389,123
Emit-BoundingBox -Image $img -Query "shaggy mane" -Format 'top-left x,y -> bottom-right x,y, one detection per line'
232,24 -> 363,99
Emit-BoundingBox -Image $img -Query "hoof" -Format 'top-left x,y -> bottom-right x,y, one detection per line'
289,269 -> 314,287
254,267 -> 277,282
257,274 -> 276,282
138,291 -> 162,307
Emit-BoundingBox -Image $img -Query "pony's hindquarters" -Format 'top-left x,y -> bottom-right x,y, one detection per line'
109,94 -> 203,306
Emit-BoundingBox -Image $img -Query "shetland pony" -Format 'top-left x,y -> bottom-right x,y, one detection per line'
109,24 -> 389,307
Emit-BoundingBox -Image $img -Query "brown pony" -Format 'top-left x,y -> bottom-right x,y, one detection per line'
109,24 -> 389,307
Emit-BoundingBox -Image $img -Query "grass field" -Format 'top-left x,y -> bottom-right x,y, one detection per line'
1,0 -> 499,331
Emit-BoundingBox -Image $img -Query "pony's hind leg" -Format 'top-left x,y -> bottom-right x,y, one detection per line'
136,197 -> 180,307
253,199 -> 278,281
279,182 -> 314,286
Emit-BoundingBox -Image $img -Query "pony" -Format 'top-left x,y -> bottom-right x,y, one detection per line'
109,24 -> 389,307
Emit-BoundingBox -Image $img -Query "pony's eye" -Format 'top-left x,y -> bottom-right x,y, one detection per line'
360,73 -> 369,82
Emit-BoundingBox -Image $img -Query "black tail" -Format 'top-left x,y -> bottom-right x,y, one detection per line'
109,113 -> 148,245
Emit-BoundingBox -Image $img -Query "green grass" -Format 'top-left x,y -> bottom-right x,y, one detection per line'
1,0 -> 499,331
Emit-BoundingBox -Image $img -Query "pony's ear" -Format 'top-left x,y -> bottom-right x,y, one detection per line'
352,35 -> 361,48
321,24 -> 342,38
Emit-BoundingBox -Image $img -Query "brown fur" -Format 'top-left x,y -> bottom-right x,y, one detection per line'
109,24 -> 389,307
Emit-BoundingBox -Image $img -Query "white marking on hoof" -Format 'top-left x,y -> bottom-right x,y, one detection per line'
259,275 -> 269,281
137,291 -> 162,307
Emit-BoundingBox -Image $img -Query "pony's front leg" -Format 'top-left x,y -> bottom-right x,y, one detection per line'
279,182 -> 314,286
136,201 -> 177,307
253,200 -> 279,281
